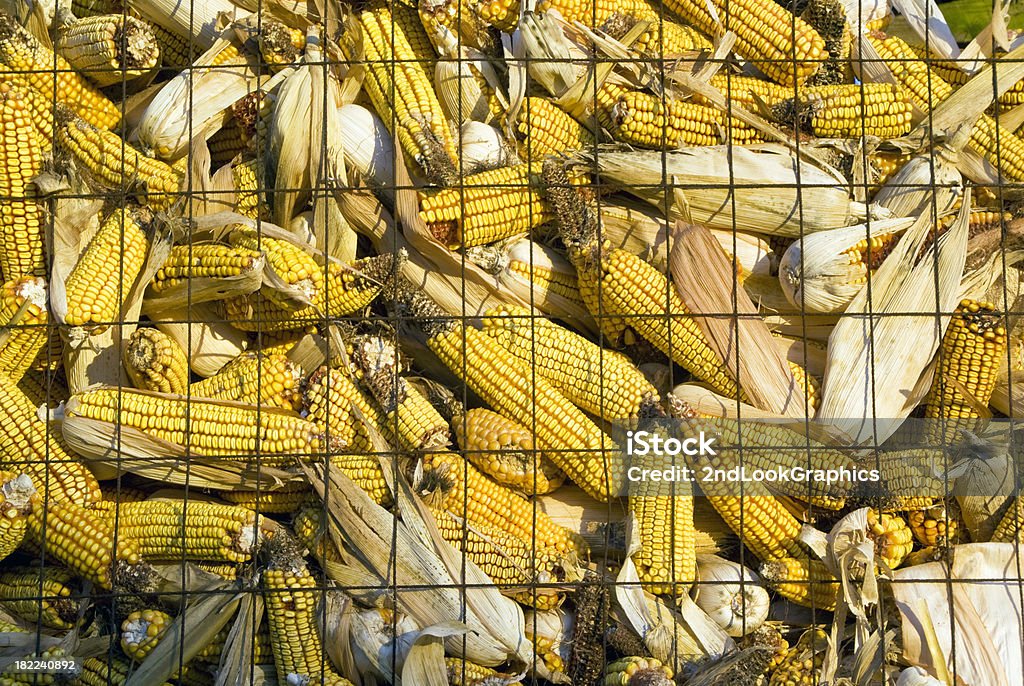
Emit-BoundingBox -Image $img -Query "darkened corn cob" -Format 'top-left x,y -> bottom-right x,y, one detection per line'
874,449 -> 945,511
148,243 -> 263,298
762,548 -> 867,609
123,327 -> 190,394
603,656 -> 674,685
772,83 -> 914,138
25,497 -> 142,589
120,608 -> 172,660
868,32 -> 1024,181
222,486 -> 311,514
62,206 -> 151,331
0,12 -> 120,129
658,0 -> 826,86
0,86 -> 44,283
94,499 -> 264,563
64,387 -> 336,461
258,21 -> 305,69
0,373 -> 101,506
72,654 -> 173,686
800,0 -> 851,86
0,567 -> 78,629
0,277 -> 49,383
516,97 -> 594,162
55,14 -> 160,87
482,304 -> 661,421
189,353 -> 304,411
769,628 -> 827,685
341,2 -> 458,183
452,407 -> 565,494
54,108 -> 181,208
0,471 -> 32,562
194,618 -> 274,664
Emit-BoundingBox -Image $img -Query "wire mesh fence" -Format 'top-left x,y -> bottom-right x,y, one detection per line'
0,0 -> 1021,683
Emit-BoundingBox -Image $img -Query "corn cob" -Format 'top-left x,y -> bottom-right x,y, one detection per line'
910,44 -> 1024,109
0,79 -> 50,153
603,656 -> 674,685
55,14 -> 160,87
516,97 -> 595,162
64,387 -> 336,461
0,277 -> 48,383
629,13 -> 714,57
874,449 -> 945,511
148,243 -> 263,298
505,253 -> 587,311
231,157 -> 268,220
482,304 -> 661,422
62,206 -> 151,331
445,658 -> 511,686
907,505 -> 958,547
452,407 -> 565,494
258,21 -> 305,69
868,32 -> 1024,181
207,119 -> 248,167
341,2 -> 458,183
921,299 -> 1005,443
123,327 -> 190,394
705,72 -> 789,109
222,486 -> 311,514
264,559 -> 349,686
28,325 -> 61,373
95,499 -> 264,562
800,0 -> 851,86
189,353 -> 303,411
71,655 -> 172,686
54,108 -> 181,208
99,485 -> 149,503
292,502 -> 343,566
0,12 -> 120,129
432,508 -> 562,609
868,151 -> 912,192
228,229 -> 322,307
1,645 -> 69,685
0,567 -> 78,630
534,0 -> 648,26
0,472 -> 32,562
0,86 -> 44,284
25,497 -> 142,589
771,83 -> 914,138
867,509 -> 913,569
419,163 -> 579,249
302,367 -> 392,506
423,450 -> 582,556
121,608 -> 172,660
194,620 -> 274,664
990,496 -> 1024,542
661,0 -> 826,86
0,374 -> 101,506
250,327 -> 316,357
600,85 -> 764,149
17,371 -> 67,408
765,556 -> 835,614
769,628 -> 827,685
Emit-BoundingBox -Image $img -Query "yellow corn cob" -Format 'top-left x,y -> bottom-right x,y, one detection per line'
601,86 -> 764,148
341,2 -> 458,183
868,32 -> 1024,181
25,497 -> 142,589
765,556 -> 835,610
772,83 -> 914,138
228,229 -> 322,307
2,646 -> 69,685
630,453 -> 696,594
630,13 -> 714,57
264,560 -> 350,686
910,44 -> 1024,109
907,505 -> 958,547
62,206 -> 151,331
705,73 -> 789,109
534,0 -> 648,26
251,327 -> 316,357
96,499 -> 264,563
505,259 -> 587,311
222,486 -> 311,514
120,608 -> 172,661
65,387 -> 336,461
867,153 -> 912,194
29,325 -> 62,373
868,509 -> 913,569
0,12 -> 120,129
769,629 -> 827,685
423,450 -> 582,556
0,277 -> 48,383
432,508 -> 563,609
189,353 -> 303,411
603,656 -> 674,685
54,108 -> 181,208
123,327 -> 190,394
231,157 -> 268,221
17,371 -> 68,407
0,471 -> 32,562
658,0 -> 826,86
55,14 -> 160,87
0,79 -> 51,155
0,567 -> 78,629
516,97 -> 594,162
303,367 -> 392,506
452,407 -> 564,495
292,501 -> 343,566
149,243 -> 263,298
990,496 -> 1024,542
482,304 -> 661,421
445,658 -> 510,686
259,21 -> 305,68
0,86 -> 44,284
921,299 -> 1006,442
419,163 -> 577,249
364,371 -> 450,452
72,655 -> 173,686
208,118 -> 248,167
221,253 -> 397,332
0,374 -> 101,506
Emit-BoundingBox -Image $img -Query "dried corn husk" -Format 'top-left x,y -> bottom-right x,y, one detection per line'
587,146 -> 880,237
338,103 -> 395,196
128,0 -> 245,49
896,666 -> 944,686
952,432 -> 1015,542
693,555 -> 769,637
152,303 -> 249,377
332,606 -> 418,684
872,146 -> 964,218
459,121 -> 515,174
523,608 -> 572,670
778,217 -> 917,314
816,198 -> 971,443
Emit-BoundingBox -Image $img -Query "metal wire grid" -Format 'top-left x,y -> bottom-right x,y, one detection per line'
0,0 -> 1021,684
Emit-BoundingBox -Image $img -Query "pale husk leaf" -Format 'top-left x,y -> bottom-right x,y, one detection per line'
872,150 -> 964,219
887,0 -> 958,60
152,303 -> 249,377
401,623 -> 473,686
127,0 -> 245,48
184,134 -> 241,218
214,588 -> 264,686
952,433 -> 1015,543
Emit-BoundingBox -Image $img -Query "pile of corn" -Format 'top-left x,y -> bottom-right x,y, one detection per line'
0,0 -> 1020,682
